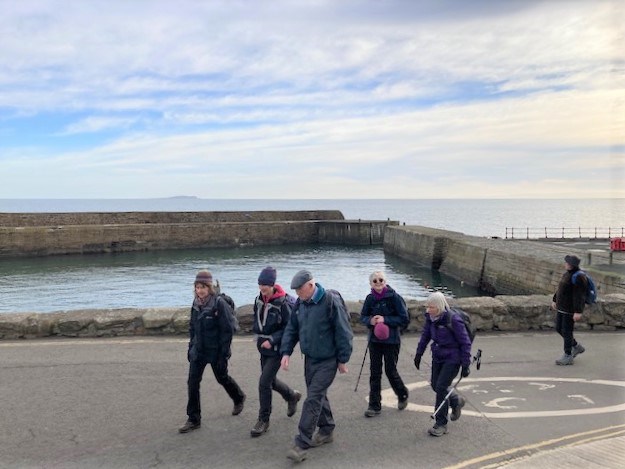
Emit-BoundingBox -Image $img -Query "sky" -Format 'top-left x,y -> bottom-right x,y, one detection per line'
1,0 -> 624,199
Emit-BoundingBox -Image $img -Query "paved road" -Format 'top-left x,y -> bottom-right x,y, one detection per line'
1,332 -> 624,468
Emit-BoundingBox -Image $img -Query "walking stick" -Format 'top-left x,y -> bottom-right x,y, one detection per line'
354,342 -> 370,392
431,349 -> 482,419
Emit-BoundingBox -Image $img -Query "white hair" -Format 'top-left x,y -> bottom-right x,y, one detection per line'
425,291 -> 450,313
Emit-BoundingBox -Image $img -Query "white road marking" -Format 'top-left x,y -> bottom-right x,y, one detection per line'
568,394 -> 595,405
484,397 -> 526,409
529,382 -> 556,391
381,377 -> 625,418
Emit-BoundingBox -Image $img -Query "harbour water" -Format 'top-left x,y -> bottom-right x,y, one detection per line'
1,198 -> 622,314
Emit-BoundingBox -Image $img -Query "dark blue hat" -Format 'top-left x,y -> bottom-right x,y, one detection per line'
258,266 -> 277,286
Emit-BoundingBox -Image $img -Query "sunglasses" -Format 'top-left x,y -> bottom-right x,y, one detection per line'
372,278 -> 385,284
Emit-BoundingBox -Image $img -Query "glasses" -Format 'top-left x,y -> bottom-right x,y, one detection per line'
372,278 -> 385,284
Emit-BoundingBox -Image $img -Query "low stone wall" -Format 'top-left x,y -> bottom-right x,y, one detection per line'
2,294 -> 623,340
384,226 -> 625,296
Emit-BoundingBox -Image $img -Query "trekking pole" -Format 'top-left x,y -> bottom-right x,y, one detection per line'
354,342 -> 370,392
431,349 -> 481,419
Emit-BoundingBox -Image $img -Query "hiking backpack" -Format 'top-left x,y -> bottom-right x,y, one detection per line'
445,307 -> 476,343
217,293 -> 240,332
572,270 -> 598,305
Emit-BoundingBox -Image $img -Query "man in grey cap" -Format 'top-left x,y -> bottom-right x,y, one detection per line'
280,270 -> 353,463
551,255 -> 587,365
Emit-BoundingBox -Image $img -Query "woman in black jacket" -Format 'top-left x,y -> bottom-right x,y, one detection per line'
250,266 -> 301,437
179,270 -> 246,433
359,271 -> 410,417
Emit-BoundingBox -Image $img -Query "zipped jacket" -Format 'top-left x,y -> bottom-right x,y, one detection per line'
415,309 -> 472,367
187,295 -> 234,363
252,284 -> 292,356
359,285 -> 408,345
553,267 -> 587,315
280,283 -> 353,364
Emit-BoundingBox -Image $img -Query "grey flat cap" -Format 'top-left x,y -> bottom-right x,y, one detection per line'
291,269 -> 313,289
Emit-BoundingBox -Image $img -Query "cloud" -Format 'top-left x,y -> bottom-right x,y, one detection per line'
0,0 -> 623,198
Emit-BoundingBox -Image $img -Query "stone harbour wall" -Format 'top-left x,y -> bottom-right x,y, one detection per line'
2,294 -> 623,340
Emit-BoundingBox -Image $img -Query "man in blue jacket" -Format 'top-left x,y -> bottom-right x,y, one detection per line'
280,270 -> 353,463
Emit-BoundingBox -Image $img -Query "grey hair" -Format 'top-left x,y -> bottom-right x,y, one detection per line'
425,291 -> 450,313
369,270 -> 386,283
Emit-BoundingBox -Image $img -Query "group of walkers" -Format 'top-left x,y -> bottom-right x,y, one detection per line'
178,253 -> 587,463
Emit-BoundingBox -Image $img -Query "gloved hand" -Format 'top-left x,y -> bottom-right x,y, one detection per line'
414,354 -> 422,370
461,365 -> 470,378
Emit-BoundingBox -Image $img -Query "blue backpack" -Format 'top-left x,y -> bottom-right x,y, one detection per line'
572,271 -> 597,305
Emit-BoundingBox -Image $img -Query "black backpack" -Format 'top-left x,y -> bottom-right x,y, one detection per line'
445,307 -> 476,343
217,293 -> 240,333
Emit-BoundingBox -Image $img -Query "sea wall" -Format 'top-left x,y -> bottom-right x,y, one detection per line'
0,211 -> 396,257
1,294 -> 624,340
384,225 -> 625,296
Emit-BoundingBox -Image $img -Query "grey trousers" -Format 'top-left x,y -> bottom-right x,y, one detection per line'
295,356 -> 338,449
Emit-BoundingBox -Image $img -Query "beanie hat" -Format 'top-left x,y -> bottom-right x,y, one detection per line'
564,255 -> 581,268
373,322 -> 390,340
258,266 -> 277,286
194,270 -> 213,286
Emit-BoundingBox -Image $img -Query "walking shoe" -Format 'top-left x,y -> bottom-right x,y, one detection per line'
555,354 -> 574,366
178,420 -> 200,433
286,445 -> 308,463
287,390 -> 302,417
572,343 -> 585,357
428,424 -> 448,437
250,419 -> 269,437
311,431 -> 334,447
232,395 -> 246,415
398,395 -> 409,411
364,407 -> 381,418
450,396 -> 465,421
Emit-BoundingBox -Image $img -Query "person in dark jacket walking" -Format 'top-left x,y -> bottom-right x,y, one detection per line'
250,266 -> 302,437
280,270 -> 353,464
359,270 -> 409,417
178,270 -> 246,433
414,292 -> 472,437
551,254 -> 587,366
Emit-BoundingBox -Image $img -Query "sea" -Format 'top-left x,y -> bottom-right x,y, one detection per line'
1,198 -> 623,314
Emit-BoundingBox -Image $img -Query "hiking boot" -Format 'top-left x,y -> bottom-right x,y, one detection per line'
178,420 -> 200,433
398,395 -> 409,411
250,419 -> 269,437
364,407 -> 381,418
232,395 -> 246,415
311,431 -> 334,447
572,343 -> 585,358
287,390 -> 302,417
450,396 -> 465,421
428,424 -> 448,437
555,354 -> 574,366
286,445 -> 308,463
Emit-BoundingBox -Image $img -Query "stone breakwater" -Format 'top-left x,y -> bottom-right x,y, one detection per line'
1,295 -> 623,340
0,210 -> 397,257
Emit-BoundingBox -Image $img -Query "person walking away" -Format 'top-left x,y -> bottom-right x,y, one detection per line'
414,292 -> 471,437
250,266 -> 302,437
280,270 -> 353,463
359,270 -> 409,417
179,270 -> 246,433
551,255 -> 587,365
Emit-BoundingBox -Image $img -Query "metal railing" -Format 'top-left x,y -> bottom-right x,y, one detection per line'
505,227 -> 625,240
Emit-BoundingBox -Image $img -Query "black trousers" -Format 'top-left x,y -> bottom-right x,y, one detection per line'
368,342 -> 408,411
430,361 -> 461,427
555,312 -> 578,355
258,354 -> 295,422
186,357 -> 245,423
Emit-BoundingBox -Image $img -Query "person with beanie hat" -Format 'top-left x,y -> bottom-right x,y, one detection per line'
250,266 -> 301,437
178,270 -> 246,434
359,271 -> 409,418
551,255 -> 587,365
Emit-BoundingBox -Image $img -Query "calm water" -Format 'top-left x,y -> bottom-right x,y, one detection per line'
1,198 -> 623,314
0,245 -> 484,314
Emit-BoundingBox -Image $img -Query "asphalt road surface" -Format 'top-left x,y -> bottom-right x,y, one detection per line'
1,331 -> 624,468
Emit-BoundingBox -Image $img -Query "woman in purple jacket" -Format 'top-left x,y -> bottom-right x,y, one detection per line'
414,292 -> 472,437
